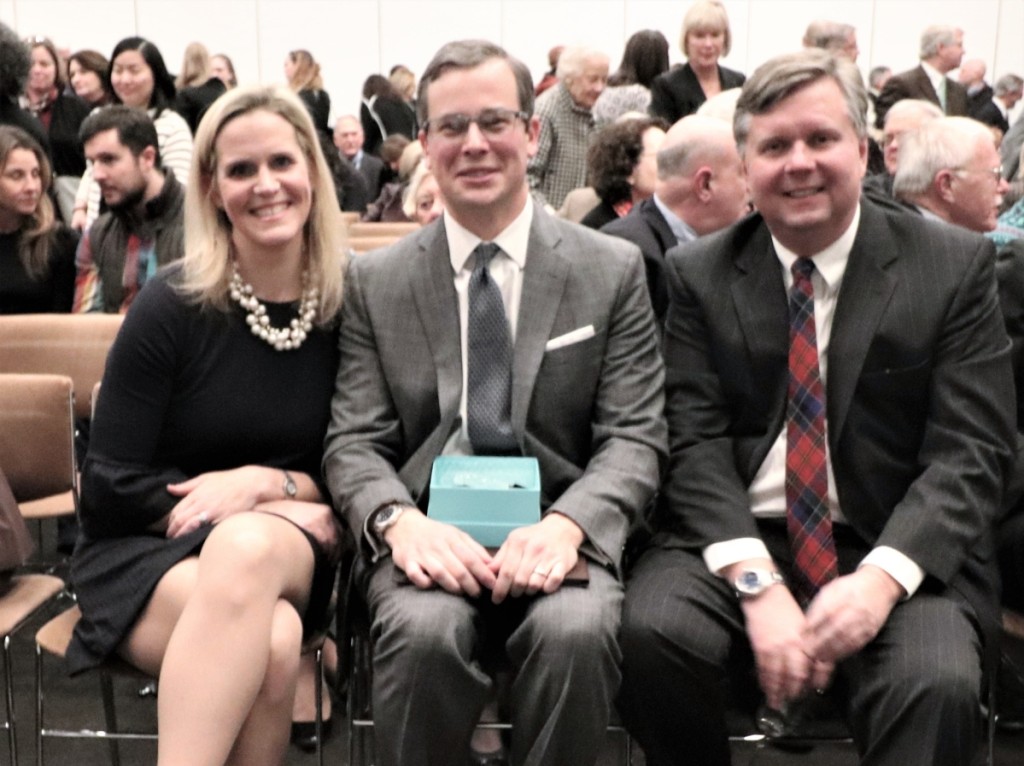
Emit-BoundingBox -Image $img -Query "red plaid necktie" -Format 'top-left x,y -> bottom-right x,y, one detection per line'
786,258 -> 838,606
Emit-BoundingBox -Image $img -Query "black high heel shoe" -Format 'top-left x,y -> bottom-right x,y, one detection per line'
290,716 -> 334,752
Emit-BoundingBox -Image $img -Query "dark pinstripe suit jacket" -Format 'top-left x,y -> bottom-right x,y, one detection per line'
653,198 -> 1016,634
874,64 -> 969,128
323,207 -> 668,575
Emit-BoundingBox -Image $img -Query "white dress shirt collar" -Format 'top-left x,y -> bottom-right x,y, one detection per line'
770,204 -> 861,291
444,199 -> 534,275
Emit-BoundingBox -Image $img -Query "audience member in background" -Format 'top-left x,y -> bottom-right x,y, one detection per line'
21,36 -> 91,223
72,107 -> 185,314
867,65 -> 892,136
334,114 -> 386,201
580,115 -> 666,229
528,45 -> 609,209
593,29 -> 670,127
649,0 -> 745,124
68,49 -> 112,107
802,20 -> 859,61
961,58 -> 991,118
875,25 -> 968,127
388,64 -> 419,135
361,136 -> 418,223
66,84 -> 345,766
318,130 -> 368,214
974,74 -> 1024,137
360,74 -> 417,157
863,98 -> 943,198
601,114 -> 748,321
535,45 -> 563,97
285,49 -> 331,136
174,42 -> 227,135
0,23 -> 49,152
0,125 -> 77,313
402,160 -> 443,226
72,36 -> 193,231
209,53 -> 237,89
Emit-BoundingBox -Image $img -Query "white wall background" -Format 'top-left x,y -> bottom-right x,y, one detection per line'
1,0 -> 1022,130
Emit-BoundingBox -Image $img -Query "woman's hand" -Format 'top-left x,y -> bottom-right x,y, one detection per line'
254,500 -> 341,560
165,466 -> 281,538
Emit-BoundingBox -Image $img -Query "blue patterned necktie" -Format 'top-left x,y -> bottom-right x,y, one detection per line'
467,242 -> 517,454
786,258 -> 838,606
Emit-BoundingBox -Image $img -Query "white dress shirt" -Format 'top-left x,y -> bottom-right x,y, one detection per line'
702,205 -> 926,597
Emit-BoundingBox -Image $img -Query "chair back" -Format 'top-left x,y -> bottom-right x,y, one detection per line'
346,221 -> 420,239
0,374 -> 76,504
0,314 -> 124,420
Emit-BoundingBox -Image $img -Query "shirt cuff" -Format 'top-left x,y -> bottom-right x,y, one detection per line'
703,538 -> 772,576
859,546 -> 925,598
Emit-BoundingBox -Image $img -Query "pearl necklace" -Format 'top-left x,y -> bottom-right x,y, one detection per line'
229,264 -> 319,351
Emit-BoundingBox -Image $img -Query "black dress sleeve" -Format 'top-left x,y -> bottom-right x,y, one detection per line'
47,225 -> 79,312
79,274 -> 191,538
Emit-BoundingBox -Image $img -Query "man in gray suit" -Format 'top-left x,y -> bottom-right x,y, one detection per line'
323,39 -> 666,766
618,50 -> 1015,766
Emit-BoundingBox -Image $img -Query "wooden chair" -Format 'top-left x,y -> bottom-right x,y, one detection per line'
349,235 -> 407,255
0,374 -> 75,764
0,314 -> 123,523
346,221 -> 420,239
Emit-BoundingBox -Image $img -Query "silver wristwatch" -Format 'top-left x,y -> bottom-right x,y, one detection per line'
733,568 -> 785,599
371,503 -> 407,544
282,470 -> 298,499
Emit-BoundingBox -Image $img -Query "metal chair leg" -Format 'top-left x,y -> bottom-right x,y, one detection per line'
315,645 -> 324,766
4,635 -> 17,766
99,672 -> 121,766
35,641 -> 44,766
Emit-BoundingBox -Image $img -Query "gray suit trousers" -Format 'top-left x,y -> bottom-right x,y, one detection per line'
366,558 -> 623,766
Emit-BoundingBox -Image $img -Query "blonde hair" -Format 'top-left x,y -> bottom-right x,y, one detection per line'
0,126 -> 55,279
402,160 -> 434,220
179,84 -> 345,324
175,42 -> 210,90
681,0 -> 732,58
287,50 -> 324,92
389,65 -> 415,100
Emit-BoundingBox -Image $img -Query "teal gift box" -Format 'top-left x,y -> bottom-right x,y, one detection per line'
428,456 -> 541,546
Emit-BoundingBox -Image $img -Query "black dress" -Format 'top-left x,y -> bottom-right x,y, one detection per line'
66,265 -> 341,673
0,226 -> 78,314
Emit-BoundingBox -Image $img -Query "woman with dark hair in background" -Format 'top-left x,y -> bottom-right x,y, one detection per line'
68,49 -> 113,107
593,29 -> 671,125
174,42 -> 227,135
22,36 -> 91,223
0,125 -> 77,313
580,115 -> 666,229
285,49 -> 331,136
359,74 -> 416,157
649,0 -> 745,123
71,36 -> 193,230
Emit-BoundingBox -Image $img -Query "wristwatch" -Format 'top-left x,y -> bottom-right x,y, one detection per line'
281,470 -> 298,499
371,503 -> 407,544
733,568 -> 785,599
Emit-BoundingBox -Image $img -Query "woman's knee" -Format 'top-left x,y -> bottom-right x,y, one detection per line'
197,515 -> 312,599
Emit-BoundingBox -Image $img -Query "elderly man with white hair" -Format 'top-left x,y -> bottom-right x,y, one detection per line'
863,98 -> 943,198
527,45 -> 609,208
875,25 -> 968,127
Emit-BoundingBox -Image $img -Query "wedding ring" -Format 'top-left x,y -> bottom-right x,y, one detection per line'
197,512 -> 209,525
533,567 -> 548,576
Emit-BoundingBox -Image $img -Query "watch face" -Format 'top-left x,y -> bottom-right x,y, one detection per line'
376,506 -> 395,526
738,571 -> 761,591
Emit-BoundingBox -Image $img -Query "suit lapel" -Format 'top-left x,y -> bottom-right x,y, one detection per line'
511,212 -> 570,435
642,198 -> 676,258
826,202 -> 899,442
732,223 -> 788,378
408,221 -> 463,423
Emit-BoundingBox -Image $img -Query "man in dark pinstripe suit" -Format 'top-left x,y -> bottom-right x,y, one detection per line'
618,49 -> 1016,766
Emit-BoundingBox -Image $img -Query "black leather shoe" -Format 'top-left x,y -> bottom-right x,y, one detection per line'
290,716 -> 333,752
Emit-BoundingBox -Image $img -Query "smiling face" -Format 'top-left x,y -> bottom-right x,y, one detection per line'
69,59 -> 104,103
28,45 -> 58,96
742,77 -> 867,257
0,148 -> 43,229
111,50 -> 155,108
211,109 -> 313,260
563,55 -> 609,110
421,57 -> 538,240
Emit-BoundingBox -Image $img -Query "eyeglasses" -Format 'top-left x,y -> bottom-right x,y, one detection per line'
424,108 -> 529,140
953,164 -> 1004,182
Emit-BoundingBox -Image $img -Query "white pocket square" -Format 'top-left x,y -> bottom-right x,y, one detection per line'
545,325 -> 595,351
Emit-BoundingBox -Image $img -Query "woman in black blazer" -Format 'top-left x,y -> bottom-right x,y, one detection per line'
649,0 -> 745,124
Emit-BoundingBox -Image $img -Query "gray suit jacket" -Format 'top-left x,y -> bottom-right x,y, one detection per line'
323,208 -> 667,574
654,198 -> 1015,634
